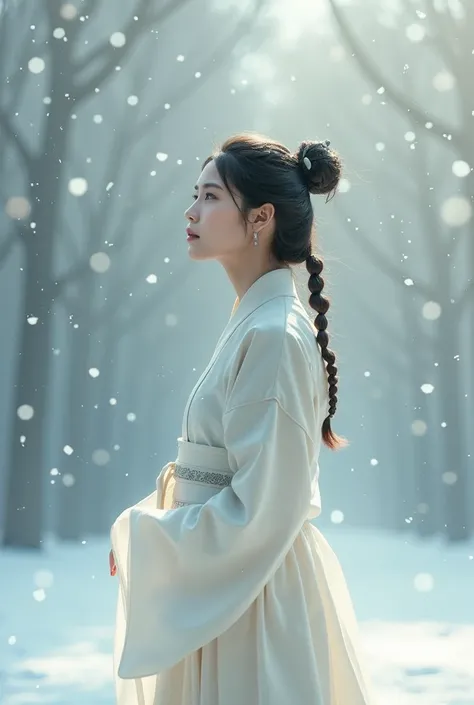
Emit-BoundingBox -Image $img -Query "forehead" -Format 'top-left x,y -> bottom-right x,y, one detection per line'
196,159 -> 222,185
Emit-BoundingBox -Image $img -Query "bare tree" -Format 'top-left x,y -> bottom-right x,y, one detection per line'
328,0 -> 473,540
0,0 -> 194,548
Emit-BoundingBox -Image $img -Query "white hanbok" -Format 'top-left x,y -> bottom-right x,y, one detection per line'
110,267 -> 374,705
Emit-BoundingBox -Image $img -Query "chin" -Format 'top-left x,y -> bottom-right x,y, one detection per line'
187,246 -> 211,261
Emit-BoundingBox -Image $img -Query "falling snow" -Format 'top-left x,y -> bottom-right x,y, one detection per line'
68,178 -> 88,196
109,32 -> 126,48
0,4 -> 473,703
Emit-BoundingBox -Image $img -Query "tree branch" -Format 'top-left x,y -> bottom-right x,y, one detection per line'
0,4 -> 45,172
87,201 -> 185,326
113,260 -> 193,337
83,46 -> 158,253
459,278 -> 473,312
0,230 -> 18,266
74,0 -> 192,104
423,1 -> 462,77
55,114 -> 184,294
348,286 -> 430,374
0,2 -> 41,101
53,0 -> 96,42
133,0 -> 268,143
55,58 -> 153,293
327,0 -> 462,152
0,108 -> 33,170
53,212 -> 92,292
55,179 -> 173,293
335,202 -> 437,302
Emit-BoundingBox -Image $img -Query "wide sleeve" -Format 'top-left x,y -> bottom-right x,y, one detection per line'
111,396 -> 317,680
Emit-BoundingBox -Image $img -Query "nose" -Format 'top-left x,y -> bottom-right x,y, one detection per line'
184,203 -> 198,222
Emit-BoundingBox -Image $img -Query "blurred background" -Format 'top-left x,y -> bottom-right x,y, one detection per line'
0,0 -> 473,703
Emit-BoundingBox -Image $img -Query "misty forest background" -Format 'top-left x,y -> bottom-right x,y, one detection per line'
0,0 -> 473,551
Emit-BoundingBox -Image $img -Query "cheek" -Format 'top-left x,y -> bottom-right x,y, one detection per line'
210,204 -> 243,235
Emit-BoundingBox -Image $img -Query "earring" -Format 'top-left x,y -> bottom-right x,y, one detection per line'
253,231 -> 258,246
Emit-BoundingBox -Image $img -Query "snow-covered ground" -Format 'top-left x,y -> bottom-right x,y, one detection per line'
1,527 -> 473,704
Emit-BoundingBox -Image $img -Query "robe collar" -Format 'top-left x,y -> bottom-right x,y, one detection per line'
213,267 -> 298,354
230,266 -> 297,320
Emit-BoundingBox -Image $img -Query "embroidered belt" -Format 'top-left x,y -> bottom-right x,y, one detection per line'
156,437 -> 234,510
172,462 -> 233,508
174,464 -> 232,488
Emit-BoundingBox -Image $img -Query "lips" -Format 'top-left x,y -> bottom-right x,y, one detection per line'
186,228 -> 199,238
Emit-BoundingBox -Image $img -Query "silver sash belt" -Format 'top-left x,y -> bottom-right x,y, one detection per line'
156,437 -> 233,510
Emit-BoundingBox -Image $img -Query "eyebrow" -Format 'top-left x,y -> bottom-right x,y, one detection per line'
194,182 -> 224,191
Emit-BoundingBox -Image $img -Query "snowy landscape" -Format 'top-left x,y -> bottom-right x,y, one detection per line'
1,0 -> 474,703
1,527 -> 473,705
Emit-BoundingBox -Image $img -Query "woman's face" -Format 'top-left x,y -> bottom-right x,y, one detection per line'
184,160 -> 251,262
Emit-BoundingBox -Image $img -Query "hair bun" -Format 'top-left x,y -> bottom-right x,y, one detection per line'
296,139 -> 342,197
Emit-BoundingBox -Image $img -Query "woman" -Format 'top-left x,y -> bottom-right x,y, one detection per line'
109,133 -> 374,705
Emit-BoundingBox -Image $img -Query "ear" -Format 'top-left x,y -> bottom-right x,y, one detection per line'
249,202 -> 275,233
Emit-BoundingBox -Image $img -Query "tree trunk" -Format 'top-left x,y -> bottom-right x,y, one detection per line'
112,334 -> 146,516
386,373 -> 413,533
436,312 -> 470,541
87,324 -> 119,536
56,304 -> 96,541
2,142 -> 66,546
410,345 -> 438,537
398,274 -> 436,536
3,264 -> 53,547
1,26 -> 74,544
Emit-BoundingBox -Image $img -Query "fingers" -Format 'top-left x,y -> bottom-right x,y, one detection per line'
109,549 -> 117,576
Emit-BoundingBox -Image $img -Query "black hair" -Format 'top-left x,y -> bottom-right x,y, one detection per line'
203,133 -> 347,450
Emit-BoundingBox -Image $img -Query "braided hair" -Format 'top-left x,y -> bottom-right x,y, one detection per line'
203,133 -> 348,451
297,139 -> 347,449
306,253 -> 343,448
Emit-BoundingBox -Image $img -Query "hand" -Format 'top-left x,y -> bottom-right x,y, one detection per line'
109,548 -> 117,576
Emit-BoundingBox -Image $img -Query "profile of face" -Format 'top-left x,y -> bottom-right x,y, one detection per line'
184,160 -> 251,263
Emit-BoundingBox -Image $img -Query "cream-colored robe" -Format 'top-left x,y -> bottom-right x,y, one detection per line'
110,267 -> 374,705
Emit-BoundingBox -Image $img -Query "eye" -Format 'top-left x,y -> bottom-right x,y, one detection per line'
192,191 -> 217,201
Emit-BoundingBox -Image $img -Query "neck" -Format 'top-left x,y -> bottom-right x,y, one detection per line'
220,256 -> 289,301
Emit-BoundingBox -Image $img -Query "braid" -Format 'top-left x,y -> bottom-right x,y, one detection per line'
306,254 -> 348,451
